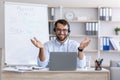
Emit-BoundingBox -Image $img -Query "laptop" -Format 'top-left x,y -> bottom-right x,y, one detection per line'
49,52 -> 77,71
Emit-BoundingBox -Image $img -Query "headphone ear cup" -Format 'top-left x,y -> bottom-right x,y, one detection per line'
53,28 -> 56,32
68,29 -> 71,33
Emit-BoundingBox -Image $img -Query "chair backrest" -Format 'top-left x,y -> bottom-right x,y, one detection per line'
110,60 -> 120,80
110,60 -> 120,67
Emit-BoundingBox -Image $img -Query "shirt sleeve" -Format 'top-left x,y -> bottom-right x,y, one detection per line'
37,57 -> 48,67
77,55 -> 86,68
37,42 -> 50,67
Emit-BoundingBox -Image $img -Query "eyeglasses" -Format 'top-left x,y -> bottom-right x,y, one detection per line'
56,28 -> 68,32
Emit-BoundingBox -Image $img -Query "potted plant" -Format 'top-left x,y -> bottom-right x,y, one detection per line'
115,27 -> 120,35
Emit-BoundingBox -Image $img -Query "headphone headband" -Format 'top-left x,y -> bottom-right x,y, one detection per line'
53,19 -> 71,33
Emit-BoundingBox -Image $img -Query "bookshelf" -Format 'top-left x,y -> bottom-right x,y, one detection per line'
48,6 -> 120,67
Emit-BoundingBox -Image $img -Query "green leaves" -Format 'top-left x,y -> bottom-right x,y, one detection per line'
115,27 -> 120,31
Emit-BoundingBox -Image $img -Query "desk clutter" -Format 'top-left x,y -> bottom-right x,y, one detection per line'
95,58 -> 103,70
3,58 -> 103,72
3,65 -> 105,72
3,66 -> 45,72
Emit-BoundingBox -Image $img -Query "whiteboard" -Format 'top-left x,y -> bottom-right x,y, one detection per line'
5,2 -> 49,65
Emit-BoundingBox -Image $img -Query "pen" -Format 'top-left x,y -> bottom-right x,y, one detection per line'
32,67 -> 44,70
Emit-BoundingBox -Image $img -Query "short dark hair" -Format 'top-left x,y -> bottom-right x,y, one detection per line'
54,19 -> 70,33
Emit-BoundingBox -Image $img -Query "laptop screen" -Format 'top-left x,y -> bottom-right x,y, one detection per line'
49,52 -> 77,71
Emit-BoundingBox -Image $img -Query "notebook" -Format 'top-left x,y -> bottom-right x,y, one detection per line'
49,52 -> 77,71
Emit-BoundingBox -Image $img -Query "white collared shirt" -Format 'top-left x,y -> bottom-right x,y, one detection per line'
37,38 -> 86,68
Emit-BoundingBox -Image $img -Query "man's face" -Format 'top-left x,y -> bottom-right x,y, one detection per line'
55,23 -> 69,41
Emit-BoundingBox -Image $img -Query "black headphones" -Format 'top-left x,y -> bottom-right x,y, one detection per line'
53,19 -> 71,33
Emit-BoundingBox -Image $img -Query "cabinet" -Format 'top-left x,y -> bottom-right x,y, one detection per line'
99,7 -> 120,67
48,6 -> 120,67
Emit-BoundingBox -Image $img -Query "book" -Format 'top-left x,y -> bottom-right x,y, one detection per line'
95,23 -> 98,35
109,8 -> 112,21
49,22 -> 55,35
110,38 -> 120,50
99,8 -> 103,20
109,38 -> 117,50
101,37 -> 110,50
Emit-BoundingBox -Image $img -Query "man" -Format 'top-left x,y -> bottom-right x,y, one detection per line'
31,19 -> 91,68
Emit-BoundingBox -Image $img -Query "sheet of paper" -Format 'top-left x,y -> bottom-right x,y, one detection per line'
3,66 -> 47,72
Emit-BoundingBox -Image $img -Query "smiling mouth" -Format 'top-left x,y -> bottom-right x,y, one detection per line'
56,34 -> 68,41
59,34 -> 64,37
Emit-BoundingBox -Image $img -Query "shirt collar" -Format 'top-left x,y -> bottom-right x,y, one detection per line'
55,38 -> 69,46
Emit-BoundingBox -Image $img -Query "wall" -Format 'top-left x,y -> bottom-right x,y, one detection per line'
0,49 -> 2,80
0,1 -> 4,48
2,0 -> 120,6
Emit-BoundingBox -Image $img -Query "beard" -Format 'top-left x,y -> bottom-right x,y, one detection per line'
56,34 -> 68,41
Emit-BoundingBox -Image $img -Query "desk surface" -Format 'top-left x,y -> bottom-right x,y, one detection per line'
2,68 -> 110,80
2,67 -> 109,72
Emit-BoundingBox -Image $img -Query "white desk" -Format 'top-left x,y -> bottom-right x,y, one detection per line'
2,68 -> 110,80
